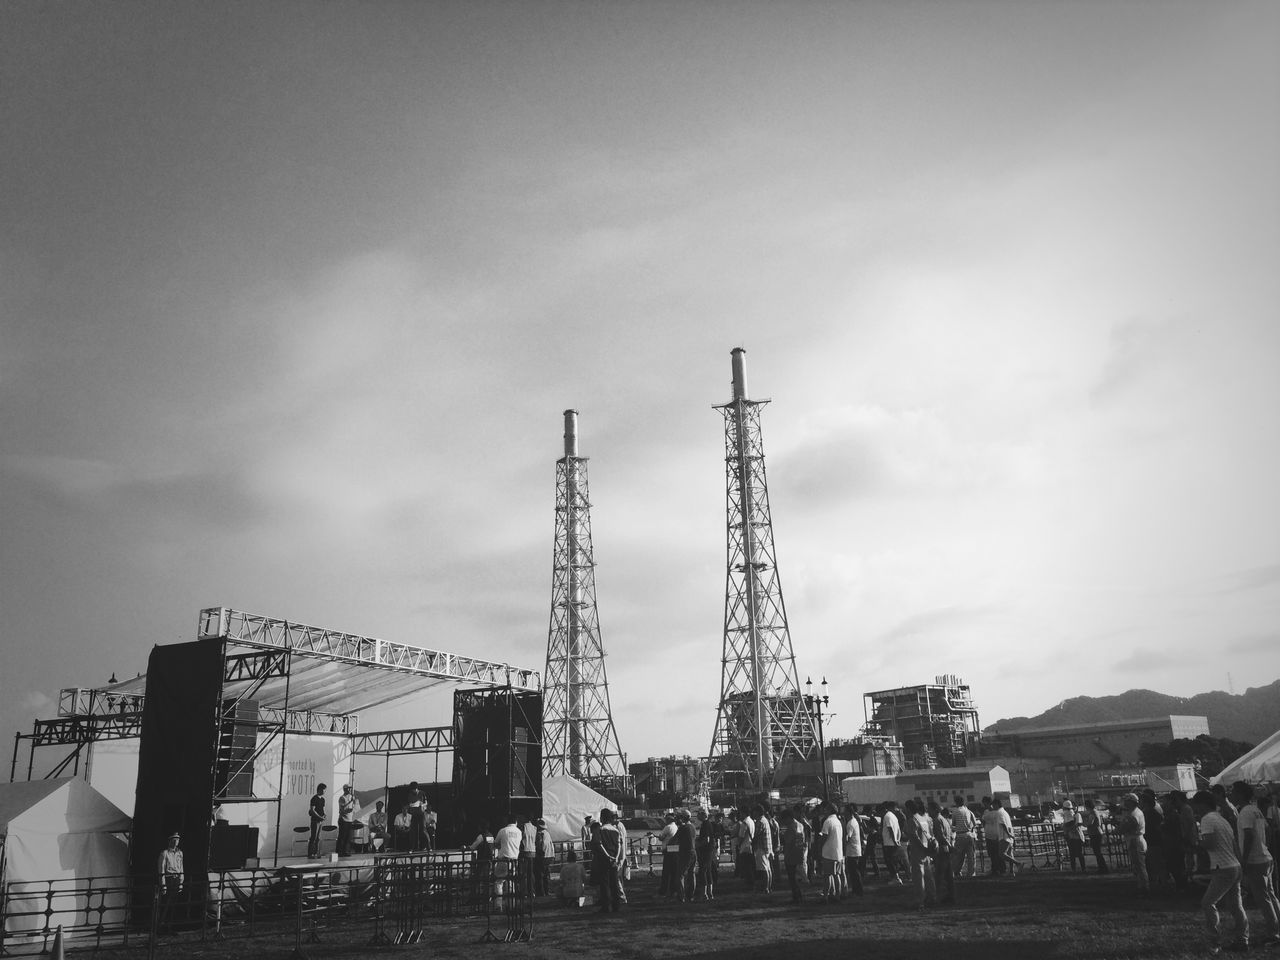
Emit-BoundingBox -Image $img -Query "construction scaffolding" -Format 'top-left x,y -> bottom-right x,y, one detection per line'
862,675 -> 980,769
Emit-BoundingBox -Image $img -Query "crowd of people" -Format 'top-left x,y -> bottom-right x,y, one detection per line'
1105,781 -> 1280,954
563,782 -> 1280,954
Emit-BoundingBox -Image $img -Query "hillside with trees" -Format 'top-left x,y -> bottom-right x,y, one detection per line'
987,678 -> 1280,744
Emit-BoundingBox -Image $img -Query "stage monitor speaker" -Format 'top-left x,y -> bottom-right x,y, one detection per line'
209,823 -> 258,870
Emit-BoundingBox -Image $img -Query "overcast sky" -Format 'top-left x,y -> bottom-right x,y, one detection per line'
2,1 -> 1277,768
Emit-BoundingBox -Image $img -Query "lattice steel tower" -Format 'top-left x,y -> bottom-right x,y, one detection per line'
708,348 -> 817,797
542,410 -> 628,787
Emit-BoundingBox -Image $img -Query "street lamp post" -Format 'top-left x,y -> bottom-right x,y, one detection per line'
804,677 -> 830,801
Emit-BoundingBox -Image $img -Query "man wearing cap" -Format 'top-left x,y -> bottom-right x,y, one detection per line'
157,832 -> 184,927
337,784 -> 356,856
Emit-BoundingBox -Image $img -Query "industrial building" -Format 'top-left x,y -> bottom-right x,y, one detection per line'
862,676 -> 981,769
980,715 -> 1210,766
629,756 -> 709,809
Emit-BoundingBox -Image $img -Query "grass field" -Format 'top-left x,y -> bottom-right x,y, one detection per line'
91,868 -> 1265,960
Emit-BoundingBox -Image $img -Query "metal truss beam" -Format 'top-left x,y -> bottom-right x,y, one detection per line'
59,687 -> 144,717
259,707 -> 358,735
350,726 -> 453,756
224,650 -> 289,683
56,687 -> 356,738
23,713 -> 143,746
199,607 -> 540,691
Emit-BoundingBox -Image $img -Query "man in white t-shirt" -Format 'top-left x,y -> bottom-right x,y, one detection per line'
881,802 -> 906,884
949,796 -> 978,878
1193,790 -> 1249,955
657,812 -> 679,898
818,803 -> 843,902
842,804 -> 864,896
1231,782 -> 1280,946
494,815 -> 523,899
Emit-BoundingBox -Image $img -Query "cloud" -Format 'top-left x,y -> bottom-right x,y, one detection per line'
21,690 -> 53,715
1091,319 -> 1169,405
1214,564 -> 1280,596
777,405 -> 1043,507
1226,633 -> 1279,655
879,604 -> 1005,644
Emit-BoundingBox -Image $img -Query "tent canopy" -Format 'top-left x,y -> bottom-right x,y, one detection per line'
1211,729 -> 1280,786
541,775 -> 617,843
1,778 -> 132,937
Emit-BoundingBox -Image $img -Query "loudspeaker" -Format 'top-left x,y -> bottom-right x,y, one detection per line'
452,688 -> 542,833
214,699 -> 258,798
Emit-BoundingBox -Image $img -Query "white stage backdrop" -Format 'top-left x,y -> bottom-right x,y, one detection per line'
218,733 -> 352,860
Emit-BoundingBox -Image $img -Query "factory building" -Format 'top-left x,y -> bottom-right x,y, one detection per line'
980,715 -> 1210,766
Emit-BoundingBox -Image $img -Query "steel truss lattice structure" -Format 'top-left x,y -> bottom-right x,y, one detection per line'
708,349 -> 817,798
542,411 -> 627,787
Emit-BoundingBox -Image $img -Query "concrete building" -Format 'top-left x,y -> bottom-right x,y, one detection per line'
980,715 -> 1210,766
841,765 -> 1013,808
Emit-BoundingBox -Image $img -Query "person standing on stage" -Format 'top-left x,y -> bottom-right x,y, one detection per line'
337,784 -> 356,856
407,781 -> 424,850
307,783 -> 327,858
424,802 -> 438,850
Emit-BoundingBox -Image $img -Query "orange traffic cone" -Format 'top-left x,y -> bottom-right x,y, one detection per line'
51,924 -> 66,960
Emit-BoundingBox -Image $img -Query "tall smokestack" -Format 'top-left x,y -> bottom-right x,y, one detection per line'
731,347 -> 748,401
563,409 -> 579,458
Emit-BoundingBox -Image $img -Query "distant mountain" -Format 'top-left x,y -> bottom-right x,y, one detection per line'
986,679 -> 1280,745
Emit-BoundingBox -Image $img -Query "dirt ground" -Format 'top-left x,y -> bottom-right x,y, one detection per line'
89,868 -> 1261,960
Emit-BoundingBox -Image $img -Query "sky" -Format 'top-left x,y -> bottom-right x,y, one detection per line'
2,0 -> 1278,772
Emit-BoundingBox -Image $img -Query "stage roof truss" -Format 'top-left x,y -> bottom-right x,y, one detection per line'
199,607 -> 541,703
350,726 -> 454,756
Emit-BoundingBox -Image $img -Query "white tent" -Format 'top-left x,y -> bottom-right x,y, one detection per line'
1211,729 -> 1280,786
541,776 -> 617,843
0,778 -> 131,935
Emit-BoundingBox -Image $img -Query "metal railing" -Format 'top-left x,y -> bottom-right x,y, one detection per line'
1,874 -> 135,956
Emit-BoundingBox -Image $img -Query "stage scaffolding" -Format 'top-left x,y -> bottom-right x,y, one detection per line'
11,606 -> 540,904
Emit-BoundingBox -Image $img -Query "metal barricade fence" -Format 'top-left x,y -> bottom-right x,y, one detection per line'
0,874 -> 135,956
